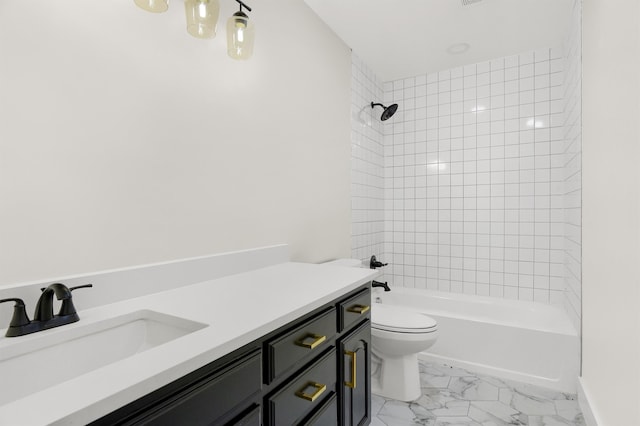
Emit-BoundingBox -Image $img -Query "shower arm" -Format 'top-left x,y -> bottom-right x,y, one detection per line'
371,102 -> 385,109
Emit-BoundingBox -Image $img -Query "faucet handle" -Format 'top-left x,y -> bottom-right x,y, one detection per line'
69,284 -> 93,292
0,298 -> 31,328
369,255 -> 388,269
59,284 -> 93,316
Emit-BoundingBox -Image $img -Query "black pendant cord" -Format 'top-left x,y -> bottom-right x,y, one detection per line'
234,0 -> 252,12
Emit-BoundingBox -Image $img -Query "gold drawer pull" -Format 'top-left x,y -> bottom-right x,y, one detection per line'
295,333 -> 327,349
345,350 -> 357,389
295,382 -> 327,402
347,304 -> 370,315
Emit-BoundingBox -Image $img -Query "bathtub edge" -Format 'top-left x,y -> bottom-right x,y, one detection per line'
418,352 -> 578,394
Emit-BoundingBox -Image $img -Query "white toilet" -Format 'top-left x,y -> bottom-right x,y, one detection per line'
323,258 -> 439,402
371,303 -> 438,401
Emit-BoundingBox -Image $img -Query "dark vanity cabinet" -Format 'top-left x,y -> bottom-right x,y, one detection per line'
339,321 -> 371,426
337,288 -> 372,426
91,283 -> 372,426
91,345 -> 264,426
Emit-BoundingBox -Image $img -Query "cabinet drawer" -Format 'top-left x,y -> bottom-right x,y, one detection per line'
130,351 -> 261,425
338,287 -> 371,332
266,349 -> 336,425
300,392 -> 337,426
266,307 -> 336,382
227,405 -> 260,426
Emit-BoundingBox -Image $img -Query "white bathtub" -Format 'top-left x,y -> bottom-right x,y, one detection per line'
374,287 -> 580,393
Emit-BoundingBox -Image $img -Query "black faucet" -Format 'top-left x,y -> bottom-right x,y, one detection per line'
0,283 -> 92,337
34,283 -> 74,322
370,255 -> 388,269
371,280 -> 391,292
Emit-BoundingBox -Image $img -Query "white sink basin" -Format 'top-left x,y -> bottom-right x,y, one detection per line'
0,310 -> 207,406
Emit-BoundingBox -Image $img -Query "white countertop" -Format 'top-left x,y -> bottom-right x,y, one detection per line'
0,262 -> 378,426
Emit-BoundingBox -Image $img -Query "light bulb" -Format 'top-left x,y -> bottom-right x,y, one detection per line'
227,11 -> 254,60
134,0 -> 168,13
198,2 -> 207,18
184,0 -> 220,39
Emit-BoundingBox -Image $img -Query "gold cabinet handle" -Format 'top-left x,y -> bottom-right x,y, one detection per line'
347,304 -> 370,314
295,333 -> 327,350
345,350 -> 357,389
295,382 -> 327,402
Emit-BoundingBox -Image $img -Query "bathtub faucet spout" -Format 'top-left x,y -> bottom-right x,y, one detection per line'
372,280 -> 391,292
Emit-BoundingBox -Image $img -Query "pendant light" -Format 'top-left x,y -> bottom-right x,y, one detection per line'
184,0 -> 220,39
227,0 -> 254,60
132,0 -> 255,60
134,0 -> 168,13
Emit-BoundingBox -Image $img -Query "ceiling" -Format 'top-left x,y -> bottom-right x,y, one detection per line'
304,0 -> 572,82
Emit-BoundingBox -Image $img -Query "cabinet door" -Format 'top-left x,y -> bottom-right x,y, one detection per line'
338,320 -> 371,426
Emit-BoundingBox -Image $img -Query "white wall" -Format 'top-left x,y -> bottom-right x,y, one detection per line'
0,0 -> 352,286
582,0 -> 640,424
562,0 -> 582,339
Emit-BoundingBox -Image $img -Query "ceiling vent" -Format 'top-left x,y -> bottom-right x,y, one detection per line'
461,0 -> 483,5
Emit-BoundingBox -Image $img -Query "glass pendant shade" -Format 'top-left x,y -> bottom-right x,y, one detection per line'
184,0 -> 220,39
227,11 -> 255,60
134,0 -> 168,13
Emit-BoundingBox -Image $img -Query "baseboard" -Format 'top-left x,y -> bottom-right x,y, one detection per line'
577,377 -> 601,426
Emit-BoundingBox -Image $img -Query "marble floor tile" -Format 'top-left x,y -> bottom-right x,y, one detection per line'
420,369 -> 453,389
431,400 -> 470,417
378,400 -> 420,420
554,400 -> 584,423
468,400 -> 522,424
414,393 -> 450,411
505,390 -> 558,416
372,361 -> 585,426
433,417 -> 482,426
376,399 -> 436,426
528,415 -> 586,426
371,417 -> 389,426
373,394 -> 387,416
447,376 -> 500,401
427,363 -> 476,377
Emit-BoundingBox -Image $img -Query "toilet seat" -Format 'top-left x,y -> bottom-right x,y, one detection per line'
372,304 -> 437,334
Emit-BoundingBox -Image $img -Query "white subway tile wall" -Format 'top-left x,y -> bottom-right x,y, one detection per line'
351,54 -> 385,262
382,48 -> 565,304
563,0 -> 582,334
350,15 -> 582,333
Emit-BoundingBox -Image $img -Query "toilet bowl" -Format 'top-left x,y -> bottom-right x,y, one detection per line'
322,258 -> 439,401
371,303 -> 438,401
